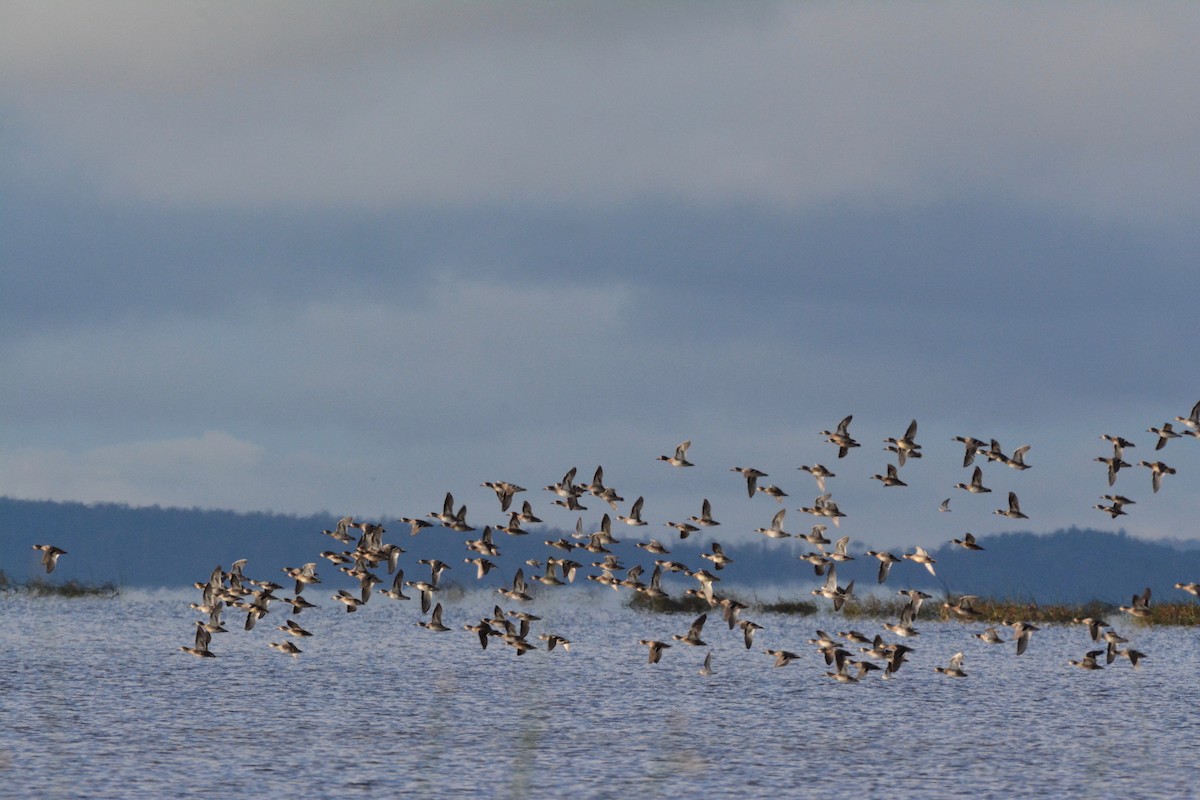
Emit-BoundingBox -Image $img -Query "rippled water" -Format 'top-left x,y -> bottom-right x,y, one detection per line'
3,591 -> 1197,798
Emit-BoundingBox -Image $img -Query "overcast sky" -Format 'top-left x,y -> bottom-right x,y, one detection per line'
3,2 -> 1198,550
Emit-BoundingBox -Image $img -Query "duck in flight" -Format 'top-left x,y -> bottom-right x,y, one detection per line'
639,639 -> 671,664
871,463 -> 907,487
1138,460 -> 1176,493
882,419 -> 921,467
658,440 -> 693,467
994,491 -> 1028,519
935,651 -> 967,678
955,466 -> 991,494
798,463 -> 835,492
1174,399 -> 1200,433
951,532 -> 984,551
953,436 -> 987,468
32,544 -> 67,574
730,467 -> 767,498
1148,422 -> 1180,450
820,415 -> 860,458
689,498 -> 720,527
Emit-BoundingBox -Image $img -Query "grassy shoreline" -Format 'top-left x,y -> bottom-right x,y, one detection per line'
627,592 -> 1200,625
0,571 -> 119,598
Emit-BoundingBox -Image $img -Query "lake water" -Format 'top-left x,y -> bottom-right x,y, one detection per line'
2,589 -> 1197,798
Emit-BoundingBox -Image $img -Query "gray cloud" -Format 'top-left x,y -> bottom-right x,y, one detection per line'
3,3 -> 1199,219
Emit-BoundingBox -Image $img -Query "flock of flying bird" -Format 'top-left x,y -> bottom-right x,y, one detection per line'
31,400 -> 1200,680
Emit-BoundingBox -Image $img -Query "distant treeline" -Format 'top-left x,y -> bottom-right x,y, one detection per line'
2,496 -> 1199,605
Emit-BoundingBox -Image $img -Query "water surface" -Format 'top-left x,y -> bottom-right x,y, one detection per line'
2,592 -> 1195,798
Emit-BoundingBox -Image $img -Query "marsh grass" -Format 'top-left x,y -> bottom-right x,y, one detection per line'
0,571 -> 119,598
626,594 -> 720,614
626,592 -> 818,616
1144,603 -> 1200,626
756,599 -> 819,615
627,589 -> 1200,625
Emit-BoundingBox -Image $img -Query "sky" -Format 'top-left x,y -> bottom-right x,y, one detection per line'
2,2 -> 1199,551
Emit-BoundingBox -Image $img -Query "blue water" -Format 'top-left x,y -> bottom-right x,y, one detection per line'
2,591 -> 1197,799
